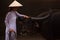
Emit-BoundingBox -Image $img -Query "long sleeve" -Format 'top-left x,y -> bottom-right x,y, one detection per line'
5,12 -> 10,26
16,11 -> 25,17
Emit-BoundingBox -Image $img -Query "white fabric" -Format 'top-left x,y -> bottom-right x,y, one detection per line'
5,11 -> 25,40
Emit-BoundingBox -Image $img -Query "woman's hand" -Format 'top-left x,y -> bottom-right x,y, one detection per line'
9,29 -> 14,32
24,15 -> 30,18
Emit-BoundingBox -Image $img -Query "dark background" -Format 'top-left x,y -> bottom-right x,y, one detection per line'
0,0 -> 60,40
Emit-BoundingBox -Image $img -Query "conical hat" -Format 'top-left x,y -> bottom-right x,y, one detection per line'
9,0 -> 23,7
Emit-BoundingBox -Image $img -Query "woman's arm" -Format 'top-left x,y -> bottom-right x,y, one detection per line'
16,12 -> 29,18
4,12 -> 10,26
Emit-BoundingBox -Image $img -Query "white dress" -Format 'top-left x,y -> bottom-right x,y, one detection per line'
5,11 -> 25,40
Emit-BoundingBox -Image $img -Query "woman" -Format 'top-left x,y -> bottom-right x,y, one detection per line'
4,0 -> 29,40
